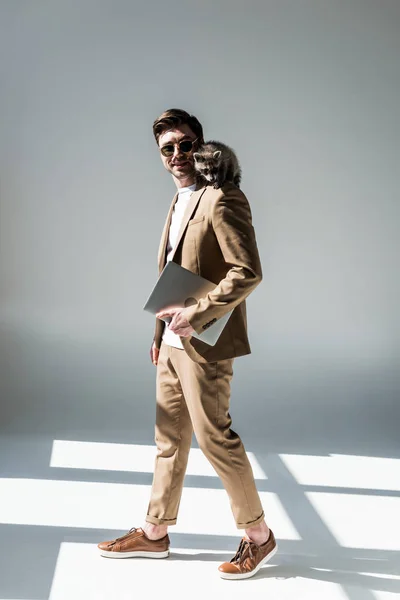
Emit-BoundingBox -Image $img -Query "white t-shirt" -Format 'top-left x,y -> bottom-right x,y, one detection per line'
162,183 -> 197,349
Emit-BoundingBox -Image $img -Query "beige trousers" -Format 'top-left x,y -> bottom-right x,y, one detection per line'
146,340 -> 265,529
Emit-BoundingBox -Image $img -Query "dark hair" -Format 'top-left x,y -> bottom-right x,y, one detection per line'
153,108 -> 205,146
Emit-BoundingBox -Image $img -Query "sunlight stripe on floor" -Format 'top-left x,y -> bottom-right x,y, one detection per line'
0,478 -> 299,539
306,492 -> 400,550
49,542 -> 349,600
50,440 -> 267,479
280,454 -> 400,491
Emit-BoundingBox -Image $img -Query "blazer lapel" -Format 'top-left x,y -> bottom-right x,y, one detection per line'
169,185 -> 207,263
158,181 -> 207,272
157,191 -> 178,273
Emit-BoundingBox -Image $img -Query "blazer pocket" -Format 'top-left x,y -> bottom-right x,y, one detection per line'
188,215 -> 205,226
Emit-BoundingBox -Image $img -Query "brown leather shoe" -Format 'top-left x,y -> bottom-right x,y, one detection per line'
97,527 -> 170,559
218,528 -> 277,579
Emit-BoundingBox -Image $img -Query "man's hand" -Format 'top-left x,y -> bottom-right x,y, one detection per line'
156,307 -> 195,337
150,341 -> 160,366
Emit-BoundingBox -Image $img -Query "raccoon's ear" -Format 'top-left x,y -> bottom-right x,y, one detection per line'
213,150 -> 222,159
193,152 -> 201,161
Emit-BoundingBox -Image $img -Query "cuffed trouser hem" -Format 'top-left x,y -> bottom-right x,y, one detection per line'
145,514 -> 177,526
236,511 -> 265,530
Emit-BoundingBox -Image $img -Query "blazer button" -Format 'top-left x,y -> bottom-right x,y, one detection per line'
202,318 -> 217,330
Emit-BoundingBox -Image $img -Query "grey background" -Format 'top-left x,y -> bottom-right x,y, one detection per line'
0,0 -> 399,444
0,1 -> 399,598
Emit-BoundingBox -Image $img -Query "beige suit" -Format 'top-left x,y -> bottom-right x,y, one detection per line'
146,181 -> 265,529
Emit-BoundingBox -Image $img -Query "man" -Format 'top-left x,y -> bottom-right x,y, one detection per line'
98,109 -> 277,579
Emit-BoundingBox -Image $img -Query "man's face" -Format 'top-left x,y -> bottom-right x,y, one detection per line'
158,125 -> 198,182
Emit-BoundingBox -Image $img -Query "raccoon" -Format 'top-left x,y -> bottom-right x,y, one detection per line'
193,140 -> 242,189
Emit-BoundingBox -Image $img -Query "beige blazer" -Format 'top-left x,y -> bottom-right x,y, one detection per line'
153,180 -> 263,363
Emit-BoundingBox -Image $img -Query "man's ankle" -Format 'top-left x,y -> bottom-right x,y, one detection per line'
245,520 -> 270,545
143,522 -> 168,540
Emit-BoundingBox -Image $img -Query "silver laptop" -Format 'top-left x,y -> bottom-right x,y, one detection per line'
143,261 -> 233,346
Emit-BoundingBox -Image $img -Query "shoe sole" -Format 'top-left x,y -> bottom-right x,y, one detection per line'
219,544 -> 278,580
99,549 -> 170,559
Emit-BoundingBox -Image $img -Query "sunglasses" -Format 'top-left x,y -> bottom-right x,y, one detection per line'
160,137 -> 198,157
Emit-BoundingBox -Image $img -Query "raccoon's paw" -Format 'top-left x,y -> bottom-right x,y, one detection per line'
212,182 -> 221,189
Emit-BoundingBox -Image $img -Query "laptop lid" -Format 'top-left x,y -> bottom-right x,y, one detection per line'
143,261 -> 233,346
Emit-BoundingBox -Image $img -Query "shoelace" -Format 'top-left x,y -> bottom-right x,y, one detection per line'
230,538 -> 257,564
112,527 -> 138,545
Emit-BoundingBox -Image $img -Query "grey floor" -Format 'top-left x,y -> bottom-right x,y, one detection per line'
1,433 -> 399,599
1,334 -> 399,599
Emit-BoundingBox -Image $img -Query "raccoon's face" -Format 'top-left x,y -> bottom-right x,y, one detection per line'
193,150 -> 222,183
